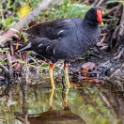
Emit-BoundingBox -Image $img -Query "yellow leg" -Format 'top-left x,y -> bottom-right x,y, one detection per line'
49,89 -> 54,111
64,64 -> 71,88
63,88 -> 70,106
49,63 -> 55,89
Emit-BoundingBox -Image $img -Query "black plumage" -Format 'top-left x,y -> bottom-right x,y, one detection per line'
18,7 -> 102,63
17,7 -> 103,89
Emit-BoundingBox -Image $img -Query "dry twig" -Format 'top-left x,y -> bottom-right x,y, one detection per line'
0,0 -> 54,44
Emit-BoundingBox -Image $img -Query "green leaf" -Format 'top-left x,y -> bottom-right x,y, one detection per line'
24,37 -> 28,42
106,0 -> 118,4
2,48 -> 9,52
0,48 -> 9,53
5,17 -> 12,26
41,63 -> 49,67
65,4 -> 91,18
14,59 -> 25,64
86,50 -> 91,56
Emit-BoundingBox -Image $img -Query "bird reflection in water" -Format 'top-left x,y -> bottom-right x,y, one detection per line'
15,87 -> 86,124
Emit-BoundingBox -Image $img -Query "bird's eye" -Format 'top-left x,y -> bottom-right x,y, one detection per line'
92,10 -> 96,15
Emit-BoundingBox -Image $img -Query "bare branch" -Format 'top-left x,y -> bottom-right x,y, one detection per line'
0,0 -> 54,44
0,63 -> 9,73
95,0 -> 104,7
118,6 -> 124,36
103,6 -> 119,17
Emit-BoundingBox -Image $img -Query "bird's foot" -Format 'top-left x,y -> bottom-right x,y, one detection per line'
64,100 -> 68,107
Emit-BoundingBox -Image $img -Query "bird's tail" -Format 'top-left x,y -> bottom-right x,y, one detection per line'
16,42 -> 32,53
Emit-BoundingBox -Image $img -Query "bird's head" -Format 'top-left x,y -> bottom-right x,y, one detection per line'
84,7 -> 103,24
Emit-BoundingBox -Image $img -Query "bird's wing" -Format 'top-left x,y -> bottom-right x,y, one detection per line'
25,18 -> 75,39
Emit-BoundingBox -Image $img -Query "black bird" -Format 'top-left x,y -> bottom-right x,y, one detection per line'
17,7 -> 103,89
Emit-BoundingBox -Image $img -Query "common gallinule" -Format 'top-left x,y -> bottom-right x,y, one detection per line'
17,7 -> 103,89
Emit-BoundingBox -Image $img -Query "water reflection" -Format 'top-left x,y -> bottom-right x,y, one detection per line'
15,88 -> 86,124
0,81 -> 120,124
15,106 -> 86,124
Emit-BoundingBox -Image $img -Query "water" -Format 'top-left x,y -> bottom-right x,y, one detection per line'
0,81 -> 119,124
